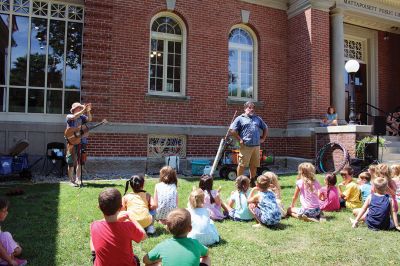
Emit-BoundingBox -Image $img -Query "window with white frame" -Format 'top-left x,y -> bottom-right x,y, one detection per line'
228,27 -> 257,99
149,14 -> 185,95
0,0 -> 84,114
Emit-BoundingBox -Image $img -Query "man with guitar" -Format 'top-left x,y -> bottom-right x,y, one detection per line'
65,102 -> 92,186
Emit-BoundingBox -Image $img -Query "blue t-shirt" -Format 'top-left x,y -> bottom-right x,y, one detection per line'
66,114 -> 88,144
325,113 -> 337,122
229,190 -> 253,220
229,114 -> 267,146
360,182 -> 372,202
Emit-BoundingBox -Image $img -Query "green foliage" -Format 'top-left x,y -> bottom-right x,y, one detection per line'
1,176 -> 399,265
355,135 -> 386,159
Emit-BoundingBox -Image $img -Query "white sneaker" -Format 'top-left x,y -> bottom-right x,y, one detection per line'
146,225 -> 156,234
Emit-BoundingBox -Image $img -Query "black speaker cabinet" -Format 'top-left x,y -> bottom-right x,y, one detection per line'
373,116 -> 386,135
364,142 -> 378,161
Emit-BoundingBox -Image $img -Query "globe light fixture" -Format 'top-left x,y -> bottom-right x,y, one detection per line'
345,59 -> 360,125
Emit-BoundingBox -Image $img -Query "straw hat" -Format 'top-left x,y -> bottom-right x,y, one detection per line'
70,102 -> 84,113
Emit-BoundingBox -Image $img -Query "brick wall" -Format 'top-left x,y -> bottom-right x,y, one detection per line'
83,0 -> 288,126
378,31 -> 400,113
287,9 -> 330,121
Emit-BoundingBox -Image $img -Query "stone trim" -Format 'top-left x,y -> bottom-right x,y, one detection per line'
314,124 -> 372,133
239,0 -> 288,11
287,0 -> 334,19
241,10 -> 250,23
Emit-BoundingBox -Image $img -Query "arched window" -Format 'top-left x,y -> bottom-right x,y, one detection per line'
228,26 -> 257,100
149,13 -> 186,95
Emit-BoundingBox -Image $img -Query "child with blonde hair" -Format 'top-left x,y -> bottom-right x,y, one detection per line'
391,164 -> 400,203
288,163 -> 322,222
319,173 -> 340,212
368,164 -> 377,180
374,164 -> 397,213
187,188 -> 220,246
154,166 -> 178,224
268,172 -> 287,217
248,174 -> 281,227
122,175 -> 157,234
352,177 -> 400,231
199,175 -> 225,221
226,175 -> 253,221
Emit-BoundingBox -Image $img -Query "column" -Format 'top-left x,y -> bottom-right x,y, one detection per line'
330,8 -> 346,124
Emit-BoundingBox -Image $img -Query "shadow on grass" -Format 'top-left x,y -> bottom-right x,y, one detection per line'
151,225 -> 169,237
267,222 -> 293,231
82,183 -> 123,188
209,238 -> 228,247
0,183 -> 60,265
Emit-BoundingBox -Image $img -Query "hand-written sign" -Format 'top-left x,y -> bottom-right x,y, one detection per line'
343,0 -> 400,20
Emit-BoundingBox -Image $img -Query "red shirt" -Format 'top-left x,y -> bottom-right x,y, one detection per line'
91,220 -> 144,266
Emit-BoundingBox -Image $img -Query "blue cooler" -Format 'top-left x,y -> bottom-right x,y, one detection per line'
0,156 -> 13,175
191,160 -> 210,176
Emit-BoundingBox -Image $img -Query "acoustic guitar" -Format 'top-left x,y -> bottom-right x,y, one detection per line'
64,119 -> 108,145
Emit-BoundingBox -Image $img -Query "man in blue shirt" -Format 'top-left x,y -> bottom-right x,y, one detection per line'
229,101 -> 268,185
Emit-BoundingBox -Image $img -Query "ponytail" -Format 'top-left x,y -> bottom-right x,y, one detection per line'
124,175 -> 146,195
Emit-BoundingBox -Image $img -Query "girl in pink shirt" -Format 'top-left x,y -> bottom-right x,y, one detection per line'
288,162 -> 322,222
319,173 -> 340,212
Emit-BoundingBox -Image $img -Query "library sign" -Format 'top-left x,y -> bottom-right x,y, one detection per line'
343,0 -> 400,21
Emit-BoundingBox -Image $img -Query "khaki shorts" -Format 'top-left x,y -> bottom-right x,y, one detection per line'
238,145 -> 260,168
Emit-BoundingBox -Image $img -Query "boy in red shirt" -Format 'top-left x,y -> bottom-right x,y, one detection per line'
90,188 -> 147,266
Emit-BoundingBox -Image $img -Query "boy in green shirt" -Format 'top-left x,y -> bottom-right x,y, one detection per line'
143,208 -> 211,266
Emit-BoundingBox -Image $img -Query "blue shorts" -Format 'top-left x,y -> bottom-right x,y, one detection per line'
298,207 -> 321,218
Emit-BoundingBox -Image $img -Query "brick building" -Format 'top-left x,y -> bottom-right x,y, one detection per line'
0,0 -> 399,165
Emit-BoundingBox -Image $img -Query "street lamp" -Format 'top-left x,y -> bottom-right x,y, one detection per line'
345,59 -> 360,125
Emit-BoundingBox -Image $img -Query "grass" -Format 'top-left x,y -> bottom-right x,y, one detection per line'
2,175 -> 400,266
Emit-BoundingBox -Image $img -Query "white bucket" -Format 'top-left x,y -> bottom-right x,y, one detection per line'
165,156 -> 180,171
203,165 -> 212,175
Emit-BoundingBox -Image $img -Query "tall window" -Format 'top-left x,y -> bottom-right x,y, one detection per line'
0,0 -> 84,114
228,27 -> 257,99
149,14 -> 186,95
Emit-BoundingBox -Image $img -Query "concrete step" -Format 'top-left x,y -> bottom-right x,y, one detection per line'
384,141 -> 400,148
383,136 -> 400,142
382,146 -> 400,153
381,153 -> 400,162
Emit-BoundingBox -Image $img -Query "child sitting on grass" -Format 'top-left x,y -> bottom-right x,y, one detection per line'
338,166 -> 362,209
199,174 -> 226,221
90,188 -> 146,266
319,173 -> 340,212
226,175 -> 253,221
358,172 -> 372,203
390,164 -> 400,203
187,188 -> 220,246
154,166 -> 178,224
351,177 -> 400,231
122,175 -> 157,235
268,172 -> 287,217
374,164 -> 398,213
0,198 -> 27,266
288,162 -> 322,222
143,208 -> 211,266
248,174 -> 281,228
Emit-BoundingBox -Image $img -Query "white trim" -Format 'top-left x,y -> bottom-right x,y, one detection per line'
344,24 -> 379,118
148,12 -> 187,96
240,0 -> 288,11
228,24 -> 258,101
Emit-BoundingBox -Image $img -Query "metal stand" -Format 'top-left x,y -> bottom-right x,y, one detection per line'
79,143 -> 84,188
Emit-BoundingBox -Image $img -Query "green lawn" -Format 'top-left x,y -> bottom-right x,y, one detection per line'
2,175 -> 399,266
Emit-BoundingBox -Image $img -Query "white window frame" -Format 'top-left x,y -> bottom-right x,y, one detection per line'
0,0 -> 84,122
148,12 -> 187,96
228,25 -> 258,101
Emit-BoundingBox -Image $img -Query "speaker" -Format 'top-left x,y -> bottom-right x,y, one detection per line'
373,116 -> 386,135
364,142 -> 378,161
